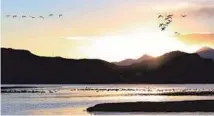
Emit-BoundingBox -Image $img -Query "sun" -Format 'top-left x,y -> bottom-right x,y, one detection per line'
71,27 -> 200,62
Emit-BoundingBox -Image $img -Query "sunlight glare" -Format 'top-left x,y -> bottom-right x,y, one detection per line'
67,27 -> 201,62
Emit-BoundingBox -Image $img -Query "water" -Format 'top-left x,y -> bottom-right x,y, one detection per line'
2,84 -> 214,115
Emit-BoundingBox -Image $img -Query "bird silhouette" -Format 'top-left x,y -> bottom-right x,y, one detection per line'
161,27 -> 166,31
181,14 -> 187,17
30,16 -> 36,19
49,14 -> 53,16
165,21 -> 172,25
12,15 -> 18,18
38,16 -> 44,19
158,15 -> 163,18
5,15 -> 10,17
174,32 -> 180,36
22,16 -> 27,18
167,19 -> 172,22
159,23 -> 165,27
59,14 -> 62,17
167,14 -> 173,18
165,17 -> 172,21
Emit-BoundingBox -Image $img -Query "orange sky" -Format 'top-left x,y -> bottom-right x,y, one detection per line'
1,0 -> 214,61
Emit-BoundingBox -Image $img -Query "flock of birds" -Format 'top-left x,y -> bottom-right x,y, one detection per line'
5,12 -> 186,36
157,14 -> 187,36
69,87 -> 214,94
2,87 -> 214,94
5,14 -> 63,19
1,89 -> 58,93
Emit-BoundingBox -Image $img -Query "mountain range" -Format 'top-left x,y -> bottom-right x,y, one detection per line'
1,47 -> 214,84
113,55 -> 153,66
197,47 -> 214,60
114,47 -> 214,66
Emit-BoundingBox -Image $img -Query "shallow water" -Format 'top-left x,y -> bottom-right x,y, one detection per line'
2,84 -> 214,115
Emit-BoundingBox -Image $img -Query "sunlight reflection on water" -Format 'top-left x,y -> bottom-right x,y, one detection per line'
2,84 -> 214,115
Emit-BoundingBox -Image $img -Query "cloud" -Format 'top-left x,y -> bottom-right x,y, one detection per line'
178,33 -> 214,47
190,5 -> 214,17
65,37 -> 96,41
175,4 -> 214,17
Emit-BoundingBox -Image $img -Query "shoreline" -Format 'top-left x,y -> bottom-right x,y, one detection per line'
2,88 -> 214,96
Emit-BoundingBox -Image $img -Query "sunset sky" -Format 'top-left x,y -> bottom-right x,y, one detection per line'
2,0 -> 214,61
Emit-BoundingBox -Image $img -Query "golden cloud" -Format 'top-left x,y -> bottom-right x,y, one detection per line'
177,33 -> 214,47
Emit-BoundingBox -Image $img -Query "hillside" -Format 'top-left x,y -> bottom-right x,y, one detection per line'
2,48 -> 214,84
197,47 -> 214,60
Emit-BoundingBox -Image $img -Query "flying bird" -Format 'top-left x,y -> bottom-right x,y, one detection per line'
159,23 -> 165,27
181,14 -> 187,17
165,22 -> 171,25
158,15 -> 163,18
174,32 -> 180,36
167,19 -> 172,22
165,17 -> 172,21
30,16 -> 36,18
38,16 -> 44,19
167,14 -> 173,18
12,15 -> 18,18
165,17 -> 169,20
161,27 -> 166,31
165,20 -> 172,25
59,14 -> 62,17
157,14 -> 174,32
49,14 -> 53,16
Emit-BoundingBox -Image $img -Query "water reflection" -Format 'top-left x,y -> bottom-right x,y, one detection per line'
2,84 -> 214,115
32,107 -> 88,115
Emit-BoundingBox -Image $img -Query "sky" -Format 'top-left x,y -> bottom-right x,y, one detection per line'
1,0 -> 214,61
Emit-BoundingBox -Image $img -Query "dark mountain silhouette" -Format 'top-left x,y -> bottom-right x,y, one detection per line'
2,48 -> 214,84
1,48 -> 119,84
123,50 -> 214,83
197,47 -> 214,60
114,59 -> 135,66
114,55 -> 153,66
